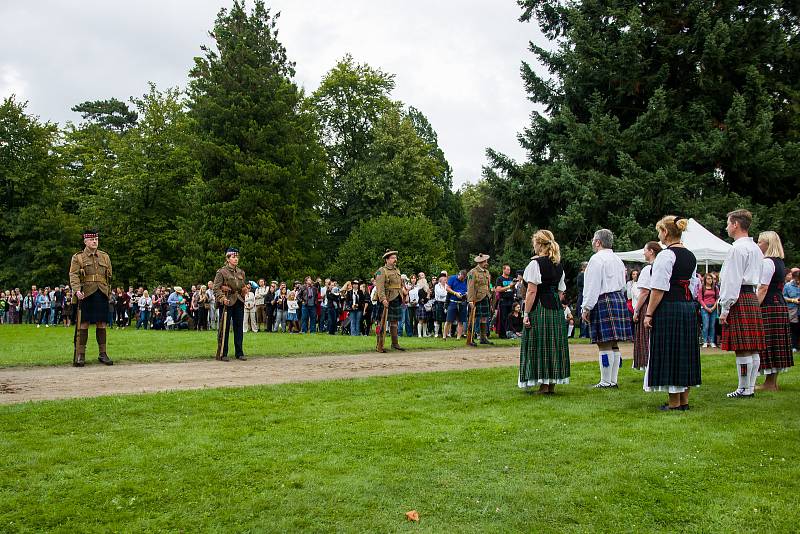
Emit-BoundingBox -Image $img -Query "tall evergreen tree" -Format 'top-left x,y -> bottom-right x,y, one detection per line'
188,0 -> 325,279
488,0 -> 800,269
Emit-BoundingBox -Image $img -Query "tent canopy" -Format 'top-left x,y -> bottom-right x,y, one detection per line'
615,218 -> 731,265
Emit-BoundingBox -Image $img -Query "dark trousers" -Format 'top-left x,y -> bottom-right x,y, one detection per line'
497,301 -> 513,338
264,304 -> 274,333
327,306 -> 338,334
221,300 -> 245,357
301,304 -> 317,333
790,321 -> 800,350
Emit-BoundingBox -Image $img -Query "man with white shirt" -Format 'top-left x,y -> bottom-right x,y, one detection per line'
581,229 -> 633,388
719,209 -> 765,398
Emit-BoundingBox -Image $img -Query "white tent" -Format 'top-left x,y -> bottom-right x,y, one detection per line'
615,218 -> 731,267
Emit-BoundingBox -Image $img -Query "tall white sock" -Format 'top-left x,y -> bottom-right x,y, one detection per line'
417,323 -> 423,338
735,355 -> 752,391
434,323 -> 440,337
567,324 -> 574,338
611,350 -> 622,385
748,353 -> 761,394
598,351 -> 612,385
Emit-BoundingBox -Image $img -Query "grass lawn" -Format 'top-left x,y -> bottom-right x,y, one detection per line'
0,325 -> 589,368
1,357 -> 797,532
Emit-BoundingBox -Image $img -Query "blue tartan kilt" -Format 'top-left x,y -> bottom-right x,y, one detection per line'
589,291 -> 633,344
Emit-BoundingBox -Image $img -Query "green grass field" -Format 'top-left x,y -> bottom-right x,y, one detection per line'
0,325 -> 588,367
1,357 -> 797,532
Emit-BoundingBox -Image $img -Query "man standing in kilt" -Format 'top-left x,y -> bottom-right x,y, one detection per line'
643,217 -> 701,411
374,250 -> 406,353
581,229 -> 632,388
68,229 -> 114,367
755,231 -> 794,390
213,248 -> 248,361
466,254 -> 493,346
519,230 -> 569,394
632,241 -> 661,371
720,209 -> 765,398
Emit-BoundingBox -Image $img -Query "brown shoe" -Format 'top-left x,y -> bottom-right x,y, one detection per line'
73,353 -> 85,367
98,353 -> 113,366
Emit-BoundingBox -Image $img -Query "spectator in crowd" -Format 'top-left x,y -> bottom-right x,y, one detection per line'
361,281 -> 373,335
444,270 -> 468,340
406,274 -> 418,336
563,299 -> 575,338
784,269 -> 800,352
346,280 -> 364,337
626,269 -> 640,313
23,291 -> 34,324
506,302 -> 523,339
300,276 -> 318,334
62,288 -> 73,327
433,273 -> 448,338
698,272 -> 719,348
495,264 -> 516,339
273,282 -> 288,333
415,273 -> 430,338
286,290 -> 299,333
327,280 -> 340,335
254,279 -> 268,331
206,281 -> 217,330
136,290 -> 152,330
243,285 -> 257,333
36,287 -> 50,327
168,287 -> 182,322
196,285 -> 209,330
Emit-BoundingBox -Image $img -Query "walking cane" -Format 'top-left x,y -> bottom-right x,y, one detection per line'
377,303 -> 389,351
72,300 -> 82,365
466,301 -> 477,346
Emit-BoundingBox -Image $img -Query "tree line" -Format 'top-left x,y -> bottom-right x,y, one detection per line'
2,0 -> 798,292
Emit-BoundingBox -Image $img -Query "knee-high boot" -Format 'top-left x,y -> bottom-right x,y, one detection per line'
391,323 -> 405,351
96,328 -> 113,365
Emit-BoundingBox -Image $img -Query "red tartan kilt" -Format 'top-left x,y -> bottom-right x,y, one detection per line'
721,291 -> 765,352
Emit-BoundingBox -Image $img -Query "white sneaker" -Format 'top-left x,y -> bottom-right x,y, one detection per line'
711,343 -> 716,348
36,324 -> 40,328
702,342 -> 708,348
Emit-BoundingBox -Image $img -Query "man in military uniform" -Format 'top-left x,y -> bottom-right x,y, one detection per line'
213,247 -> 248,361
374,250 -> 407,353
467,253 -> 494,346
68,229 -> 114,367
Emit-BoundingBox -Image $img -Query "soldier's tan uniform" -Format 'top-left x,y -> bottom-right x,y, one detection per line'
467,266 -> 491,303
213,265 -> 247,305
69,248 -> 112,297
374,264 -> 403,303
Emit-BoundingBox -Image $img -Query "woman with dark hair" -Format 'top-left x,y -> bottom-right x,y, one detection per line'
643,216 -> 701,411
632,242 -> 661,371
698,273 -> 719,348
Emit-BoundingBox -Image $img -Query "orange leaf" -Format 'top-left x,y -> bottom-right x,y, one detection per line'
405,510 -> 419,522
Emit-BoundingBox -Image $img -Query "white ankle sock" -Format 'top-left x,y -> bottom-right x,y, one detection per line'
748,353 -> 761,393
567,325 -> 574,337
598,351 -> 612,385
735,355 -> 752,391
611,350 -> 622,385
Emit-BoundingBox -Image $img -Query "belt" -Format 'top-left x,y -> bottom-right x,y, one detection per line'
83,275 -> 106,283
741,285 -> 755,293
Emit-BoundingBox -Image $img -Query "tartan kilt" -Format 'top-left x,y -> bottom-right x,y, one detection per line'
474,297 -> 491,319
721,291 -> 765,352
760,296 -> 794,373
589,291 -> 633,344
434,301 -> 447,322
374,296 -> 402,323
518,302 -> 570,387
632,295 -> 650,370
645,300 -> 701,389
79,290 -> 110,324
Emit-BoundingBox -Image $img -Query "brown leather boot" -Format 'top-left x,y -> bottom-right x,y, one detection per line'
479,322 -> 494,345
96,328 -> 113,365
390,324 -> 405,351
73,329 -> 88,367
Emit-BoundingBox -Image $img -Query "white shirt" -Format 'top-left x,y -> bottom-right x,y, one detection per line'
719,236 -> 763,314
637,265 -> 653,290
254,286 -> 269,306
434,283 -> 448,302
581,249 -> 627,312
522,258 -> 566,290
649,248 -> 698,295
138,296 -> 152,310
408,287 -> 419,305
759,257 -> 776,286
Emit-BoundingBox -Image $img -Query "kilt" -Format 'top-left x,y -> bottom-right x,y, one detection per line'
518,302 -> 570,387
434,301 -> 447,322
632,294 -> 650,370
645,300 -> 701,391
474,297 -> 491,319
374,296 -> 402,323
721,290 -> 765,352
760,297 -> 794,373
79,290 -> 110,324
589,291 -> 633,344
416,304 -> 428,320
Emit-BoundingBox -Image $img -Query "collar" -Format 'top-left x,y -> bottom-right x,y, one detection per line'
733,236 -> 754,244
384,264 -> 397,270
83,247 -> 98,256
225,264 -> 238,272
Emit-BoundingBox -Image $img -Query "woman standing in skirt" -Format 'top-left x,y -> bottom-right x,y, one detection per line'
643,216 -> 701,411
755,231 -> 794,390
519,230 -> 570,394
632,241 -> 661,371
581,229 -> 633,388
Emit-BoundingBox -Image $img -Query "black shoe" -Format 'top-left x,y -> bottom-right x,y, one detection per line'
680,404 -> 690,411
73,357 -> 85,368
392,346 -> 406,352
659,403 -> 683,411
98,353 -> 113,366
467,341 -> 478,347
236,355 -> 247,361
219,356 -> 230,362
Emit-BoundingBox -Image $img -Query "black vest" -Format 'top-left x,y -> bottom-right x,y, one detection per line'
765,257 -> 786,304
533,257 -> 564,310
664,246 -> 697,302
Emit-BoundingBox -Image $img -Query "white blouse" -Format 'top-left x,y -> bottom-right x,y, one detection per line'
759,258 -> 775,286
434,283 -> 448,302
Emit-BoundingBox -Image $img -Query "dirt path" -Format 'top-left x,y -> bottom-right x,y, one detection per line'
0,343 -> 633,404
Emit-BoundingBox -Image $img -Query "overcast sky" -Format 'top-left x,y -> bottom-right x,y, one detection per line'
1,1 -> 548,188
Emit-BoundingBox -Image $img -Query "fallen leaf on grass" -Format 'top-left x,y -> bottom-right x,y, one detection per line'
405,510 -> 419,522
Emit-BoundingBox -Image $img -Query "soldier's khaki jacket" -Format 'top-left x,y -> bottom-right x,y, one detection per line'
213,264 -> 247,306
467,266 -> 491,303
69,248 -> 112,298
374,264 -> 403,302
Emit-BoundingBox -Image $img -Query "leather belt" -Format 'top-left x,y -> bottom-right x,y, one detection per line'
84,275 -> 105,282
740,285 -> 755,293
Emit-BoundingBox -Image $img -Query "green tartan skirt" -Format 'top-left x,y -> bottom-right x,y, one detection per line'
518,303 -> 570,387
474,297 -> 491,319
375,296 -> 402,323
645,299 -> 701,391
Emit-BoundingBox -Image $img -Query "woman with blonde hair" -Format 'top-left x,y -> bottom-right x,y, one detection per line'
632,241 -> 661,370
643,216 -> 701,410
518,230 -> 570,394
755,231 -> 794,390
